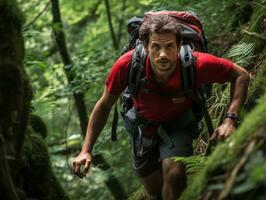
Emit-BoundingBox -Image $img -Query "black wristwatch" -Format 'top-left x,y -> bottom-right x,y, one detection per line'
225,112 -> 239,122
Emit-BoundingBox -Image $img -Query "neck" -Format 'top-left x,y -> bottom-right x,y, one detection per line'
152,65 -> 176,86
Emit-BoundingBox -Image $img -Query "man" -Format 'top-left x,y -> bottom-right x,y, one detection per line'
72,14 -> 250,200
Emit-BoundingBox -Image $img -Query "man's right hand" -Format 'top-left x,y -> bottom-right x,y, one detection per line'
72,151 -> 92,178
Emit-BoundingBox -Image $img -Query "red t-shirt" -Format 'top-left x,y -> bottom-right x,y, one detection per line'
105,50 -> 234,122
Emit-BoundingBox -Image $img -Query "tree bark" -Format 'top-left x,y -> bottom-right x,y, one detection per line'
50,0 -> 126,199
0,0 -> 32,199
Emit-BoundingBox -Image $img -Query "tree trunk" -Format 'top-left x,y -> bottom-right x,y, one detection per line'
50,0 -> 88,135
50,0 -> 126,199
0,0 -> 32,199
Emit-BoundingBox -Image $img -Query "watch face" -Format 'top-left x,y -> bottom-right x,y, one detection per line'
226,113 -> 238,120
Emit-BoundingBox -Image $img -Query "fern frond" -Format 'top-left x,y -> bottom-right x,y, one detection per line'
172,155 -> 206,174
225,42 -> 256,66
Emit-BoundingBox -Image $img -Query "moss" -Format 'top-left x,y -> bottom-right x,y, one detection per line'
0,0 -> 24,26
245,60 -> 266,111
29,114 -> 48,139
242,5 -> 266,53
20,128 -> 70,200
179,92 -> 266,200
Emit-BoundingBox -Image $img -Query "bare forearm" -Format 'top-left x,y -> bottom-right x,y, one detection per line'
227,68 -> 250,114
81,99 -> 111,153
212,65 -> 250,140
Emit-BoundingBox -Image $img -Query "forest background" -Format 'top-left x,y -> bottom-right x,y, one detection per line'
1,0 -> 266,200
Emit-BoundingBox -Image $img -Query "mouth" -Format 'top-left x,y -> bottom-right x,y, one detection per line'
158,59 -> 170,64
157,64 -> 172,72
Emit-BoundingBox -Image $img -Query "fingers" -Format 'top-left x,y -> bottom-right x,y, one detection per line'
210,129 -> 225,143
217,131 -> 225,141
72,159 -> 86,178
72,154 -> 92,178
210,130 -> 218,141
83,159 -> 91,176
72,160 -> 81,175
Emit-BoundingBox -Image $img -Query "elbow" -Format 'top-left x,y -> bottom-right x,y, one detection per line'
97,98 -> 112,113
241,70 -> 250,87
232,64 -> 250,87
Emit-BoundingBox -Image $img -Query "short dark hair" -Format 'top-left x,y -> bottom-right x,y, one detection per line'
139,14 -> 182,45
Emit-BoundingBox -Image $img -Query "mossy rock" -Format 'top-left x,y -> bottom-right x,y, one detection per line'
29,114 -> 48,139
245,60 -> 266,111
19,128 -> 70,200
242,4 -> 266,53
179,92 -> 266,200
0,0 -> 24,26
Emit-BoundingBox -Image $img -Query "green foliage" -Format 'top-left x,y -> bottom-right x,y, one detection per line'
242,2 -> 266,53
208,84 -> 230,127
245,61 -> 266,111
173,156 -> 206,174
69,44 -> 116,94
128,186 -> 153,200
224,42 -> 256,66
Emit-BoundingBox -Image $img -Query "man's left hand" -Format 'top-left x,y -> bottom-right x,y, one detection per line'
210,118 -> 237,141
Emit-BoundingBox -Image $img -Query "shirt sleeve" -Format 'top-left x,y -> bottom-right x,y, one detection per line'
105,50 -> 133,95
194,52 -> 234,85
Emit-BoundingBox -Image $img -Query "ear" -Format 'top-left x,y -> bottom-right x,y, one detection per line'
176,42 -> 181,52
143,41 -> 149,53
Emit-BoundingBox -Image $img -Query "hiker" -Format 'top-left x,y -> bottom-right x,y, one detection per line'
72,13 -> 250,200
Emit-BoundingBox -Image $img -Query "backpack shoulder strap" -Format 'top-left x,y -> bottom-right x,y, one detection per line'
180,44 -> 214,136
111,41 -> 146,141
128,40 -> 147,96
180,44 -> 196,90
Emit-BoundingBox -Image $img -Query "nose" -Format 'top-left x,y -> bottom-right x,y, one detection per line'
159,48 -> 167,59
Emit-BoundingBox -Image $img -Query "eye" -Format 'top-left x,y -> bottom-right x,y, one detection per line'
167,43 -> 175,49
151,43 -> 160,50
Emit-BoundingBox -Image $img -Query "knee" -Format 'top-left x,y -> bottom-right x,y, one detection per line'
139,172 -> 163,197
143,182 -> 162,197
164,162 -> 187,187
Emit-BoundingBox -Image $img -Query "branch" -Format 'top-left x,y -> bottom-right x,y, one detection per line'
104,0 -> 118,49
242,29 -> 266,42
24,1 -> 50,31
117,0 -> 127,47
71,0 -> 102,29
254,1 -> 266,9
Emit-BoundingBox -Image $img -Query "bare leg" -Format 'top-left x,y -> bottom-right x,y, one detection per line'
162,158 -> 187,200
139,170 -> 163,199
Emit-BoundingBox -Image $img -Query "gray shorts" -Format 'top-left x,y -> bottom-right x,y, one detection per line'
128,111 -> 201,177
